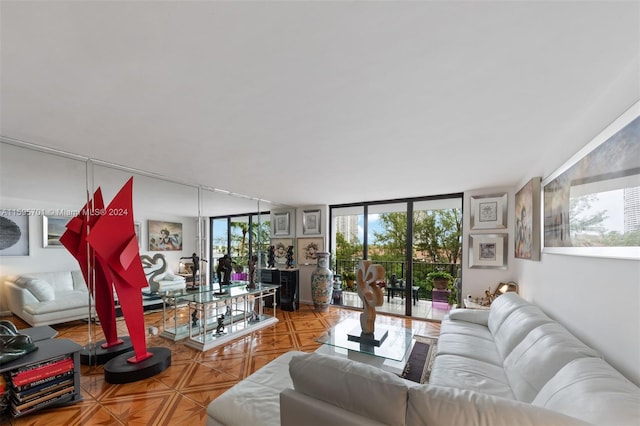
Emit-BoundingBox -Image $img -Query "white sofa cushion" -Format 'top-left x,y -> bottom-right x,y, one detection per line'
23,290 -> 89,314
436,333 -> 503,366
407,385 -> 590,426
22,271 -> 75,292
429,354 -> 515,400
448,308 -> 490,326
18,277 -> 56,301
504,322 -> 600,403
533,358 -> 640,426
491,304 -> 553,360
289,352 -> 409,426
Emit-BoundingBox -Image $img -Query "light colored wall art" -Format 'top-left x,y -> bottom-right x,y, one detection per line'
270,238 -> 293,267
297,237 -> 324,265
470,193 -> 507,229
543,100 -> 639,260
272,211 -> 290,236
0,212 -> 29,256
469,233 -> 508,269
302,209 -> 321,235
515,177 -> 541,261
148,220 -> 183,251
43,215 -> 69,248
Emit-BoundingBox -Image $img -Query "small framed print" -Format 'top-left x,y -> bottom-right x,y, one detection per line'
470,193 -> 507,229
43,215 -> 69,248
302,209 -> 321,235
469,233 -> 508,269
273,211 -> 290,236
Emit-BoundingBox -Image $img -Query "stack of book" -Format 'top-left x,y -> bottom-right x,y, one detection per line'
7,354 -> 76,417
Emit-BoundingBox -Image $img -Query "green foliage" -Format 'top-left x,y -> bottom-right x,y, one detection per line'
426,270 -> 457,305
342,270 -> 356,281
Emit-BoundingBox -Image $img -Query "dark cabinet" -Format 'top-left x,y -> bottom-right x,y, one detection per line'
260,269 -> 299,311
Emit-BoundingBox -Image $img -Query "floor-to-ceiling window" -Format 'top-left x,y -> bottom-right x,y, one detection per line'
330,194 -> 462,317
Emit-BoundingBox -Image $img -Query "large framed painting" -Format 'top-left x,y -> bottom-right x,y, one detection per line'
470,193 -> 507,229
469,234 -> 508,269
297,237 -> 324,265
542,100 -> 640,260
0,213 -> 29,256
43,215 -> 69,248
515,177 -> 541,261
148,220 -> 183,251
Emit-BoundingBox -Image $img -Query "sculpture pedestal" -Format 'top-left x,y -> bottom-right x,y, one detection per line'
347,326 -> 389,347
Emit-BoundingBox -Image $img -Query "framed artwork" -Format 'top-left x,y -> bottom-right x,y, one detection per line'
273,211 -> 290,236
271,238 -> 293,267
0,213 -> 29,256
470,193 -> 507,229
297,237 -> 324,265
43,215 -> 69,248
515,177 -> 541,261
302,209 -> 321,235
543,100 -> 639,260
134,222 -> 141,248
148,220 -> 183,251
469,234 -> 508,269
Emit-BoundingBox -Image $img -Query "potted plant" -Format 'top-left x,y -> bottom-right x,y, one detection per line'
342,271 -> 356,290
427,271 -> 453,290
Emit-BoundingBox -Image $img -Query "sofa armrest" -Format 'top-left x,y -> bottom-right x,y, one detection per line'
407,385 -> 590,426
4,280 -> 40,312
448,308 -> 490,326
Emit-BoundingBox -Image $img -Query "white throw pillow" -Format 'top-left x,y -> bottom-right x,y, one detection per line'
24,278 -> 56,302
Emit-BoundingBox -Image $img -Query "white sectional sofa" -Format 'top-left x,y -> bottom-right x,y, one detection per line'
206,293 -> 640,426
3,271 -> 91,327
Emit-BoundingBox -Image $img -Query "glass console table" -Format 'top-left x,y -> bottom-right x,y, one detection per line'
164,283 -> 280,351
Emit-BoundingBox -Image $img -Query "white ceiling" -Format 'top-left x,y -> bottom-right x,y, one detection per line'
1,1 -> 639,207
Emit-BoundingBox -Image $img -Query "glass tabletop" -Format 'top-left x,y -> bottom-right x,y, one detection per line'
161,282 -> 279,304
316,317 -> 413,361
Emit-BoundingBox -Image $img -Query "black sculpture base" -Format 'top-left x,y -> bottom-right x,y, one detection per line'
347,327 -> 389,347
103,347 -> 171,384
80,336 -> 133,365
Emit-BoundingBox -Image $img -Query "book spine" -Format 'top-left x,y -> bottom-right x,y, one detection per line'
12,378 -> 73,403
10,371 -> 74,392
10,354 -> 70,375
10,388 -> 75,417
11,386 -> 75,412
11,359 -> 74,386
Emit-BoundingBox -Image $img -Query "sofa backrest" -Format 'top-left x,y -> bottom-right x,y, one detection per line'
289,352 -> 409,426
532,357 -> 640,426
20,271 -> 76,292
488,293 -> 554,359
503,322 -> 600,403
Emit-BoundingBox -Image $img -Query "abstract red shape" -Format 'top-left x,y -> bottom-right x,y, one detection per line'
86,177 -> 152,363
61,189 -> 122,348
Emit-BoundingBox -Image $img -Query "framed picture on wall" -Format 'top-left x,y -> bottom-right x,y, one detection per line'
515,177 -> 541,260
43,215 -> 69,248
271,238 -> 293,267
469,233 -> 508,269
470,193 -> 507,230
0,213 -> 29,256
302,209 -> 321,235
273,211 -> 290,236
297,237 -> 324,265
148,220 -> 183,251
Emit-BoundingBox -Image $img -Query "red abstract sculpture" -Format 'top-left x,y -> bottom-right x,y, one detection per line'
86,177 -> 151,363
61,188 -> 122,349
63,178 -> 151,364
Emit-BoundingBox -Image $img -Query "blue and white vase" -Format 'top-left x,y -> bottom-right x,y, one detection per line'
311,252 -> 333,312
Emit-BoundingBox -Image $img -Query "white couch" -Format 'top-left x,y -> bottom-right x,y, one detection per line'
3,271 -> 91,327
206,293 -> 640,426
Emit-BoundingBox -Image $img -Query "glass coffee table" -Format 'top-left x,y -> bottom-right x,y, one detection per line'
316,318 -> 414,375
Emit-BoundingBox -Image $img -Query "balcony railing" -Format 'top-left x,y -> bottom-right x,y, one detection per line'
333,258 -> 460,301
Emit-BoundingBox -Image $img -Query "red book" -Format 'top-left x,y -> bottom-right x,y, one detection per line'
12,359 -> 74,386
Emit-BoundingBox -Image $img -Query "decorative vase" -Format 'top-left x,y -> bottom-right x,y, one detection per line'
311,252 -> 333,312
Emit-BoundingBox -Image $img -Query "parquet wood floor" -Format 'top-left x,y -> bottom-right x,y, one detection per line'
1,304 -> 440,425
